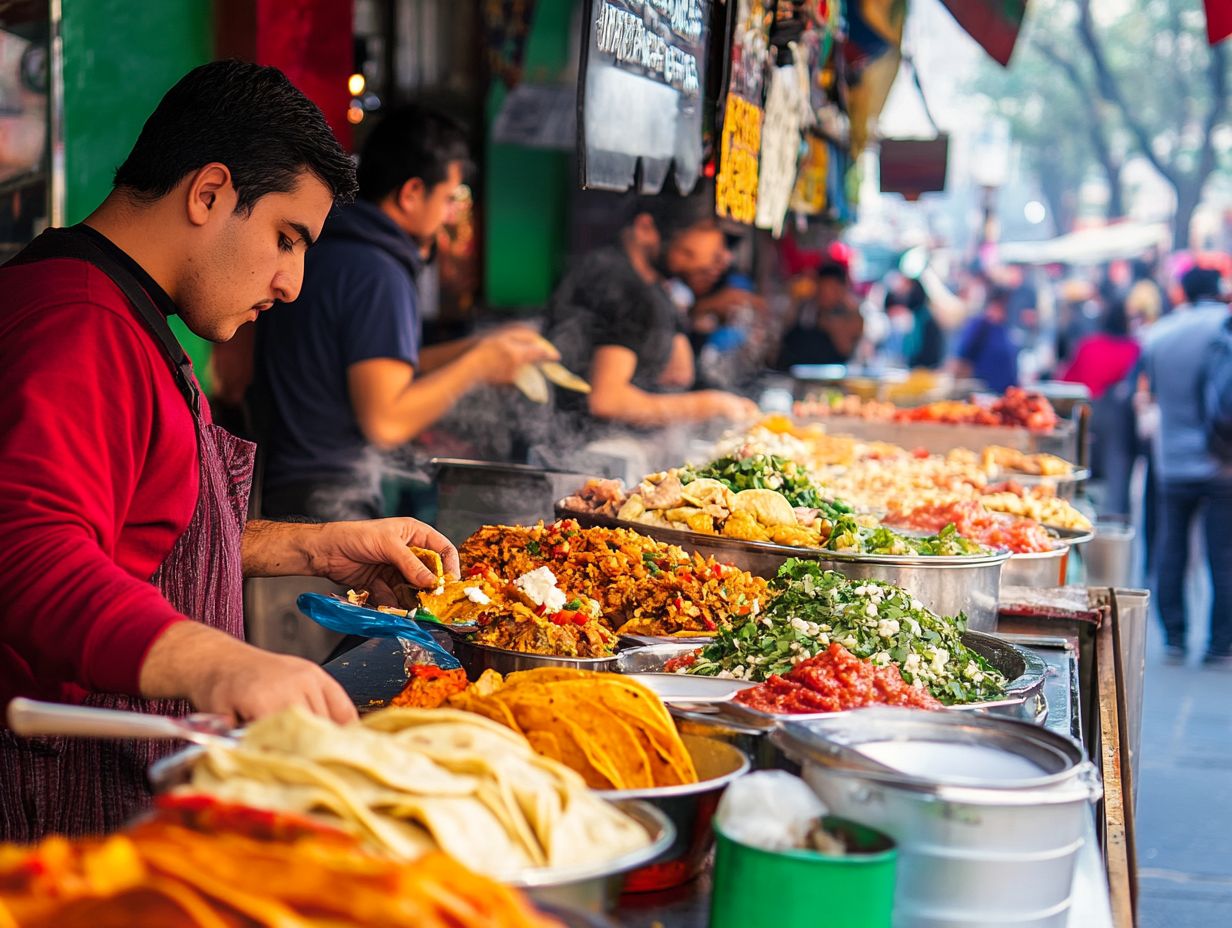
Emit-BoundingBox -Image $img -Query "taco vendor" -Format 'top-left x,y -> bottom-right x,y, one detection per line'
0,61 -> 458,841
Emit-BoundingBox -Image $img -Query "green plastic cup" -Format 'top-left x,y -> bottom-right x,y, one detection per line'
709,817 -> 897,928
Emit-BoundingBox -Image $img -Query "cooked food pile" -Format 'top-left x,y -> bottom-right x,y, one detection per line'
558,410 -> 1087,556
0,796 -> 559,928
448,668 -> 698,790
420,565 -> 617,658
670,562 -> 1006,705
733,642 -> 943,714
885,500 -> 1059,554
181,707 -> 650,879
460,520 -> 769,637
795,386 -> 1060,432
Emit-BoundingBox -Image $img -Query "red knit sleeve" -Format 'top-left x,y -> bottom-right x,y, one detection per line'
0,299 -> 189,696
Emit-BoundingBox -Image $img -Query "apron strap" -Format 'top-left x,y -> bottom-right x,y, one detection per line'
5,227 -> 202,418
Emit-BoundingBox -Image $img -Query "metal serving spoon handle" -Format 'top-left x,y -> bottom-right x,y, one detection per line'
6,698 -> 234,746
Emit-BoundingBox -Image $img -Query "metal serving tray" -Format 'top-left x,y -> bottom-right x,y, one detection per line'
556,502 -> 1009,632
616,630 -> 1048,725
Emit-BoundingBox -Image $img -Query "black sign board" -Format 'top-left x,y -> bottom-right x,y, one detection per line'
577,0 -> 711,194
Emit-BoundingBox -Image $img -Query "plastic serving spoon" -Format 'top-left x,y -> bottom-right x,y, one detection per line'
295,593 -> 462,670
6,698 -> 236,746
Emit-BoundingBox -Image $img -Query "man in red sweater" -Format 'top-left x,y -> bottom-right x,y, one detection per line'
0,60 -> 458,838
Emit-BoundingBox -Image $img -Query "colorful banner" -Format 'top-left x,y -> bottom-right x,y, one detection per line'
715,92 -> 763,224
938,0 -> 1027,66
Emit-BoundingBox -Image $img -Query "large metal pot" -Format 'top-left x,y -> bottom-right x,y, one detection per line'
557,504 -> 1009,632
771,709 -> 1101,928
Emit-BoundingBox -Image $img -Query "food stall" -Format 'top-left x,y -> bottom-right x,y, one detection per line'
0,387 -> 1142,927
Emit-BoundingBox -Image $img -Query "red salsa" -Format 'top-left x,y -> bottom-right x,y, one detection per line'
734,643 -> 942,714
886,500 -> 1056,554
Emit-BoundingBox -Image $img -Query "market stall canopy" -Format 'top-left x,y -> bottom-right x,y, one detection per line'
997,221 -> 1170,266
938,0 -> 1029,66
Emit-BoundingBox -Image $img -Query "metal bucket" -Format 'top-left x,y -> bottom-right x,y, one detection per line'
1084,522 -> 1136,587
772,709 -> 1101,927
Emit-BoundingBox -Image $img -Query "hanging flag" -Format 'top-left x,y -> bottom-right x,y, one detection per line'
1206,0 -> 1232,45
938,0 -> 1028,66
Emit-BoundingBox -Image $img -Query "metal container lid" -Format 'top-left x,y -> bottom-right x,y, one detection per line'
773,708 -> 1100,805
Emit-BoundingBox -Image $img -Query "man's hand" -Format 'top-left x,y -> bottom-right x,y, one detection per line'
307,517 -> 460,603
140,622 -> 357,724
243,518 -> 459,601
474,326 -> 560,385
699,391 -> 760,421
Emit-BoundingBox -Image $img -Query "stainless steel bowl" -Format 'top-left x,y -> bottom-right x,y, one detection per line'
1002,545 -> 1071,588
593,734 -> 750,892
512,800 -> 675,913
148,746 -> 674,915
557,502 -> 1009,632
448,634 -> 648,677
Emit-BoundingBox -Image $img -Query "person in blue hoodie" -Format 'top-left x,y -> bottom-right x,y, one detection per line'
252,105 -> 555,520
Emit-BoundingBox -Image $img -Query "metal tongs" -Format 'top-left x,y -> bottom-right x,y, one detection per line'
6,698 -> 236,746
295,593 -> 462,670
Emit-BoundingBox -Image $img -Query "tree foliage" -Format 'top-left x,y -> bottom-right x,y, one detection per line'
969,0 -> 1230,244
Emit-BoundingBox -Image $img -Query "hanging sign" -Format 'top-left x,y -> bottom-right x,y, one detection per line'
577,0 -> 711,194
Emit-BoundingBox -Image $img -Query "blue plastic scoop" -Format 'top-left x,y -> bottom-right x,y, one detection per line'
296,593 -> 462,670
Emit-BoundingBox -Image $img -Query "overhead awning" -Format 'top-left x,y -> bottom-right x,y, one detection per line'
937,0 -> 1029,66
997,222 -> 1170,266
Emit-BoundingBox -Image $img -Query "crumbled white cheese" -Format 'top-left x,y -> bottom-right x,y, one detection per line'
463,586 -> 492,606
877,618 -> 900,638
930,648 -> 950,674
514,567 -> 567,613
864,602 -> 879,618
873,650 -> 891,665
903,653 -> 922,674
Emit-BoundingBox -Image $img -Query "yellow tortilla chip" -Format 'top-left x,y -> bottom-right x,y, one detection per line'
409,546 -> 444,583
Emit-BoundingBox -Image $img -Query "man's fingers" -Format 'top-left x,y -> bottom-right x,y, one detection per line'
322,677 -> 359,723
415,525 -> 460,578
385,539 -> 437,588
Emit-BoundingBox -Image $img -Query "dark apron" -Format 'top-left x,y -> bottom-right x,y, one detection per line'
0,227 -> 255,840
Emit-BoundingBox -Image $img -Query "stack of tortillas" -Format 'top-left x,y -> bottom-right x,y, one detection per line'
183,707 -> 649,879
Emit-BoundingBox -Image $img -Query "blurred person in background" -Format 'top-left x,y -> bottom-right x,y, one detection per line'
951,285 -> 1018,392
1058,299 -> 1140,517
776,262 -> 864,369
542,194 -> 758,434
1140,265 -> 1232,666
884,277 -> 945,369
253,105 -> 556,521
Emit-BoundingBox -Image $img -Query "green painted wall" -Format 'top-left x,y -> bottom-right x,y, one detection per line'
483,0 -> 574,309
62,0 -> 214,387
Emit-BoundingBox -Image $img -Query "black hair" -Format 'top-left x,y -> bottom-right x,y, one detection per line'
357,104 -> 472,203
816,262 -> 848,284
1100,299 -> 1130,337
986,285 -> 1014,308
1181,266 -> 1222,304
627,179 -> 718,243
114,59 -> 357,213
